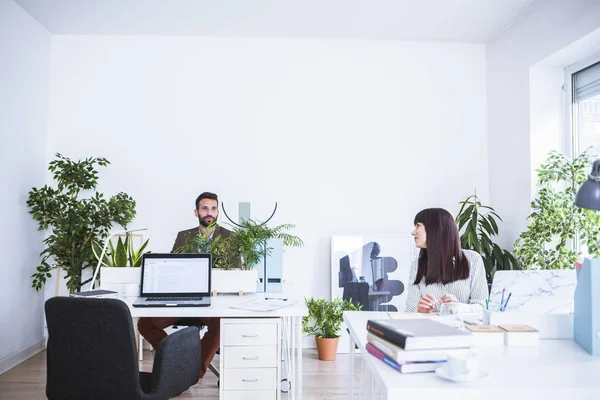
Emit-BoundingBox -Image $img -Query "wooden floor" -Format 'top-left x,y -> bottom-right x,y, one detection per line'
0,349 -> 363,399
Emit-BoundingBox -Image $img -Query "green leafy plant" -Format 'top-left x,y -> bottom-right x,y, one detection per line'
175,220 -> 303,270
302,297 -> 361,339
27,153 -> 137,292
232,219 -> 303,270
456,191 -> 519,283
92,234 -> 150,267
514,150 -> 600,270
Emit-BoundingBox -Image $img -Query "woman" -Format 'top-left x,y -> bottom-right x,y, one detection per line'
405,208 -> 488,313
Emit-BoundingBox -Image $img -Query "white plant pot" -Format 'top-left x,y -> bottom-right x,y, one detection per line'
212,269 -> 258,294
100,266 -> 141,296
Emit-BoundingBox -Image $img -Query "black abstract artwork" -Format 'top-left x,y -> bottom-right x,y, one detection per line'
331,235 -> 415,312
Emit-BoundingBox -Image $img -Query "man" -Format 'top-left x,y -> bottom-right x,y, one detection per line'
137,192 -> 231,379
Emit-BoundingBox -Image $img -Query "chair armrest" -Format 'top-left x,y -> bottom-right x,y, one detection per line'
150,326 -> 201,397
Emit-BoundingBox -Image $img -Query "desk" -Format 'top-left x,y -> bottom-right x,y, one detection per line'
119,294 -> 307,400
344,311 -> 600,400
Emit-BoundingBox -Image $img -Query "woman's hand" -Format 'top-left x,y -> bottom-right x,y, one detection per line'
417,293 -> 437,313
439,294 -> 458,304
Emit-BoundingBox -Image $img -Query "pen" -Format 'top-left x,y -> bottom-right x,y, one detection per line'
501,293 -> 512,312
498,288 -> 505,312
485,299 -> 488,310
265,297 -> 288,301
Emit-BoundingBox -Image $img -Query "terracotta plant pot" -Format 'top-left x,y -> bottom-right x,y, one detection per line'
315,337 -> 340,361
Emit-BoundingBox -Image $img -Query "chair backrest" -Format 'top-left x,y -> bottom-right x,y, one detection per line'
45,297 -> 143,400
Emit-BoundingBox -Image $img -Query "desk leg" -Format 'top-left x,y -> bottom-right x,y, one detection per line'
348,331 -> 355,400
134,317 -> 143,361
295,316 -> 303,399
362,360 -> 373,400
291,317 -> 296,400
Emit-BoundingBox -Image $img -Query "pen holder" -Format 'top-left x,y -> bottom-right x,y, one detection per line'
482,309 -> 491,326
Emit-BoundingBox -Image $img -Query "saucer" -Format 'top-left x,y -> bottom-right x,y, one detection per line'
435,366 -> 489,383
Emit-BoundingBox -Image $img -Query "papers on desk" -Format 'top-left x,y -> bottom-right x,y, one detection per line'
230,297 -> 296,312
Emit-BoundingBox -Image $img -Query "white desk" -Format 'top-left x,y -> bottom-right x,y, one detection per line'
119,294 -> 307,400
344,311 -> 600,400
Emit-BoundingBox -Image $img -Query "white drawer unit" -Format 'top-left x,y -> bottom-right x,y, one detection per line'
220,318 -> 281,400
223,345 -> 278,369
222,390 -> 277,400
223,368 -> 277,390
222,321 -> 278,346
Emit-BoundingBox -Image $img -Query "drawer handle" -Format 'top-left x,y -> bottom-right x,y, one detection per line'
242,333 -> 258,338
242,378 -> 258,382
242,356 -> 259,360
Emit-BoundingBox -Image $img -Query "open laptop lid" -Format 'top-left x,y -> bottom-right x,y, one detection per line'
140,253 -> 211,297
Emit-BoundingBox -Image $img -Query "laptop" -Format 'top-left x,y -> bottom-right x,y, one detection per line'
132,253 -> 212,307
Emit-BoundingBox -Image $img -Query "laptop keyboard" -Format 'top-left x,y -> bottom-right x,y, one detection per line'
146,297 -> 204,302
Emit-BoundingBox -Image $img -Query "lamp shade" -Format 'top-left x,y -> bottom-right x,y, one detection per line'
575,160 -> 600,211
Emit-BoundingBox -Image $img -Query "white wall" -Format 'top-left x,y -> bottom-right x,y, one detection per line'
529,66 -> 564,196
47,36 -> 488,300
487,0 -> 600,249
0,0 -> 50,374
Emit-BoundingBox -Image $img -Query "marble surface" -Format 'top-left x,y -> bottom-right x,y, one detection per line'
490,270 -> 577,313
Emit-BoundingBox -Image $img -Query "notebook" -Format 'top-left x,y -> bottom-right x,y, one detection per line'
366,332 -> 454,362
366,318 -> 473,350
365,343 -> 446,374
132,253 -> 211,307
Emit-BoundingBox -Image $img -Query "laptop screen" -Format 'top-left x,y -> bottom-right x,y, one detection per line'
140,253 -> 211,296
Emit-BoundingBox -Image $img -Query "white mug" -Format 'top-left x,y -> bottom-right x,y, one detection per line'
446,351 -> 478,379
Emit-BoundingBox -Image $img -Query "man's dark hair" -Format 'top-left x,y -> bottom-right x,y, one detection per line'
195,192 -> 218,209
413,208 -> 470,285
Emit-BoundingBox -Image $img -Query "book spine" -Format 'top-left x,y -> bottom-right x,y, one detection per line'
366,320 -> 408,349
365,343 -> 404,372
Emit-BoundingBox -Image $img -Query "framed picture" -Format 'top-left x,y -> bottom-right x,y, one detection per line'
331,235 -> 416,313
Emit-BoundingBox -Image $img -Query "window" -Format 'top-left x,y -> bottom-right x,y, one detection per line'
571,61 -> 600,157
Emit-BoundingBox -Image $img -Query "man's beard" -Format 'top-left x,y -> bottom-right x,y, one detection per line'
199,216 -> 214,228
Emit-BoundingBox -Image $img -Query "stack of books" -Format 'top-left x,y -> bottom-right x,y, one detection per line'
365,318 -> 474,374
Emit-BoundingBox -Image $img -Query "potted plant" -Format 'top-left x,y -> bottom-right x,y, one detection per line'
455,190 -> 519,284
514,150 -> 600,269
27,154 -> 137,293
302,297 -> 361,361
175,219 -> 303,294
92,233 -> 150,294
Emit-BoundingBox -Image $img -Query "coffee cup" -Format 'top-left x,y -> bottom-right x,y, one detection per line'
446,351 -> 479,379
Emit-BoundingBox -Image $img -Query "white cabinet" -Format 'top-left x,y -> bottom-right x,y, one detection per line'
220,318 -> 281,400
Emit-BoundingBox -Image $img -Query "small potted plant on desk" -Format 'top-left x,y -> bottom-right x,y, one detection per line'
92,233 -> 150,295
175,220 -> 303,295
302,297 -> 361,361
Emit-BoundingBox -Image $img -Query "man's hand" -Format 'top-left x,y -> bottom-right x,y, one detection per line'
417,293 -> 437,313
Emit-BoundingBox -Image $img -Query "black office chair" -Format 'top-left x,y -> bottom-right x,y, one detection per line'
45,297 -> 201,400
172,317 -> 220,380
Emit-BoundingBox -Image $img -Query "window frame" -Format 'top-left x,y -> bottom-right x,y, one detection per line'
564,51 -> 600,158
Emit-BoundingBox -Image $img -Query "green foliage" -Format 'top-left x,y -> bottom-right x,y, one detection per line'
27,153 -> 137,292
92,233 -> 150,267
175,219 -> 303,270
233,219 -> 304,270
302,297 -> 361,339
456,193 -> 519,283
514,150 -> 600,269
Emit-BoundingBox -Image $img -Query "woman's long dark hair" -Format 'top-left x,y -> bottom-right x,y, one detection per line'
413,208 -> 470,285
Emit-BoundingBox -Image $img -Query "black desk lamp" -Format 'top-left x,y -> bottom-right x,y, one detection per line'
575,160 -> 600,210
573,159 -> 600,355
